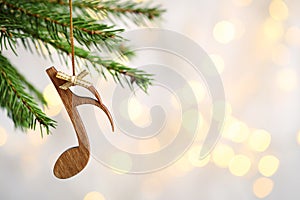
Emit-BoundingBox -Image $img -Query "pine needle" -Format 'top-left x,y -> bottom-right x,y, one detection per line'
0,0 -> 164,133
0,53 -> 56,135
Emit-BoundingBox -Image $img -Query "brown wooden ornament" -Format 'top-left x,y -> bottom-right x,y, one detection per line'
46,67 -> 114,179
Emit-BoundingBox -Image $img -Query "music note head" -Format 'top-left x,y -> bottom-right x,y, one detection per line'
53,145 -> 89,179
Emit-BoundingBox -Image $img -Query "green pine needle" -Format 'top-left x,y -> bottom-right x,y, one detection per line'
0,0 -> 164,134
0,53 -> 56,135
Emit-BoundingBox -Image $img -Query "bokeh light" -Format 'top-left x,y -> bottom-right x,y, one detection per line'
269,0 -> 289,21
43,84 -> 62,116
209,54 -> 225,74
44,104 -> 62,117
258,155 -> 280,177
248,129 -> 271,152
188,81 -> 207,103
276,68 -> 298,92
173,156 -> 194,176
182,109 -> 200,133
229,155 -> 251,177
43,84 -> 61,106
231,19 -> 246,40
297,130 -> 300,145
253,177 -> 274,198
0,1 -> 292,199
223,117 -> 250,143
128,97 -> 151,127
212,144 -> 235,168
84,192 -> 105,200
0,127 -> 8,146
263,18 -> 284,42
213,21 -> 236,44
128,97 -> 143,120
225,103 -> 233,116
188,146 -> 210,167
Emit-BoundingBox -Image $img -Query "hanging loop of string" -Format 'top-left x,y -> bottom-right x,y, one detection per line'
55,0 -> 92,90
69,0 -> 76,76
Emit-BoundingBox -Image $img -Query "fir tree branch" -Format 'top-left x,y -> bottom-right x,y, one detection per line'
0,53 -> 56,135
17,72 -> 47,105
0,15 -> 153,91
0,0 -> 124,51
74,0 -> 165,21
24,29 -> 153,91
0,0 -> 164,134
27,0 -> 165,25
0,0 -> 160,91
0,22 -> 46,104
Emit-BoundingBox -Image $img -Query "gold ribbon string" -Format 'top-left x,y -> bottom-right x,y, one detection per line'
55,0 -> 91,90
69,0 -> 76,76
56,70 -> 91,90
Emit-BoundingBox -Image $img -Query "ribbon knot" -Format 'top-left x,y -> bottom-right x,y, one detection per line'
56,70 -> 91,90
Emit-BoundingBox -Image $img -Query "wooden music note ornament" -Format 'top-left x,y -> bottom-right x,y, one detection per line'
46,66 -> 114,179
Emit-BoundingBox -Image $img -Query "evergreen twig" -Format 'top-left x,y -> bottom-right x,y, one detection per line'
0,53 -> 56,135
27,0 -> 165,25
0,0 -> 163,133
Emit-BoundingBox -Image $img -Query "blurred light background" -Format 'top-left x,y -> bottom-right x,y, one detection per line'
1,0 -> 300,199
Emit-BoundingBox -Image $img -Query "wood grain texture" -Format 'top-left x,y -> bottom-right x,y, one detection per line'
46,67 -> 114,179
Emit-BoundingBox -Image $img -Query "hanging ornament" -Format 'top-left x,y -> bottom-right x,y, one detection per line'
46,0 -> 114,179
